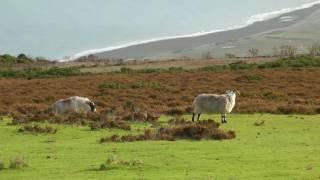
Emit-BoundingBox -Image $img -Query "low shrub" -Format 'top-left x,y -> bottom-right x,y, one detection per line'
198,65 -> 228,72
253,120 -> 265,126
0,67 -> 82,79
101,119 -> 235,143
18,124 -> 57,134
164,108 -> 185,116
229,61 -> 256,70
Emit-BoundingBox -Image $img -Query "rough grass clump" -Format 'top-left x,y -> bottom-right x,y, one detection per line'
89,120 -> 130,131
235,74 -> 263,82
9,105 -> 132,130
254,120 -> 265,126
9,104 -> 52,125
99,154 -> 143,171
277,105 -> 314,114
198,65 -> 229,72
122,111 -> 160,122
18,124 -> 57,134
99,82 -> 162,90
0,161 -> 4,170
52,112 -> 90,125
9,157 -> 28,169
164,107 -> 185,116
101,119 -> 236,143
87,112 -> 131,131
229,61 -> 256,70
98,82 -> 126,89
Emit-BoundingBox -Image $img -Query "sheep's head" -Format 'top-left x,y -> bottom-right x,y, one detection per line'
87,101 -> 97,112
226,89 -> 240,96
234,90 -> 241,96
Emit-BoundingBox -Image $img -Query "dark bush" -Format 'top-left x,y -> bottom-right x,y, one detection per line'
101,119 -> 235,143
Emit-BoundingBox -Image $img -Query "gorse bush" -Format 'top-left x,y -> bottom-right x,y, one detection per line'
0,54 -> 33,63
0,67 -> 82,79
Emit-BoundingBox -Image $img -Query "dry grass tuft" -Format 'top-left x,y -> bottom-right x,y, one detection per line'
254,120 -> 265,126
9,156 -> 28,169
99,154 -> 143,171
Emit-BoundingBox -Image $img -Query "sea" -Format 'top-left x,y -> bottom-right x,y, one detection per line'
0,0 -> 319,60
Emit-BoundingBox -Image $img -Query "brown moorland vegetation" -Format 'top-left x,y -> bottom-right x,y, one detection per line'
1,68 -> 320,117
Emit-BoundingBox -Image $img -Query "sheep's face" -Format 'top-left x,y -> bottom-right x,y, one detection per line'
226,89 -> 240,96
87,101 -> 97,112
234,90 -> 240,96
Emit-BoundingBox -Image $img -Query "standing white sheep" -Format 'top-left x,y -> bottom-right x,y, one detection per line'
51,96 -> 96,117
192,90 -> 240,123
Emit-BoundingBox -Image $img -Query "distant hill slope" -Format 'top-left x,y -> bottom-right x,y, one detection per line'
95,4 -> 320,60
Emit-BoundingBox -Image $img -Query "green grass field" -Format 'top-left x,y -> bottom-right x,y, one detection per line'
0,114 -> 319,180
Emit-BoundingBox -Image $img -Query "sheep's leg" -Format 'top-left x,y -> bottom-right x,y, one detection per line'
221,114 -> 227,124
197,113 -> 201,121
192,113 -> 195,122
224,115 -> 228,124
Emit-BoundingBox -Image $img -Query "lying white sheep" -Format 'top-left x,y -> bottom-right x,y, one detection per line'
51,96 -> 96,116
192,90 -> 240,123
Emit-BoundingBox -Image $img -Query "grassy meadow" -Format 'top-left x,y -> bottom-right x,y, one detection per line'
1,114 -> 319,180
1,56 -> 320,179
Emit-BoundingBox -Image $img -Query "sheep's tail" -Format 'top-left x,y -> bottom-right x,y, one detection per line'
50,103 -> 58,116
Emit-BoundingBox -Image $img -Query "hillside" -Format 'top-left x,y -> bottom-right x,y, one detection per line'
94,4 -> 320,60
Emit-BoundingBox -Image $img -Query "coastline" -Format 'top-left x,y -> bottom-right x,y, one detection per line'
68,2 -> 320,60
